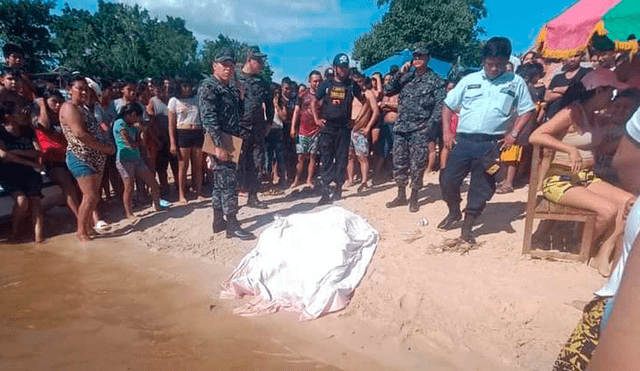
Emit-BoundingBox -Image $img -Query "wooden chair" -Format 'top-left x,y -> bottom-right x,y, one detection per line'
522,145 -> 597,263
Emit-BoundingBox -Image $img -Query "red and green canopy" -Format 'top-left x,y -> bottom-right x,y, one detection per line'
535,0 -> 640,58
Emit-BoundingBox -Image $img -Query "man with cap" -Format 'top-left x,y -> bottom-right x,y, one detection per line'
198,48 -> 255,240
236,45 -> 274,209
439,37 -> 535,243
312,53 -> 365,204
383,42 -> 445,213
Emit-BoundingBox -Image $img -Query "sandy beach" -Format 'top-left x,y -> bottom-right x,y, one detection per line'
2,173 -> 607,370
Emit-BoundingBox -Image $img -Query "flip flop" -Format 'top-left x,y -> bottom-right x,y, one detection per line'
495,184 -> 514,194
159,199 -> 172,209
94,220 -> 111,232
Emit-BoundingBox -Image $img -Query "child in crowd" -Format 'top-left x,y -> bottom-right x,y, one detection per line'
112,102 -> 169,219
0,100 -> 44,242
35,89 -> 81,219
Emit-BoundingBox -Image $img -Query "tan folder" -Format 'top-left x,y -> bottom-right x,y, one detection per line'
202,132 -> 244,164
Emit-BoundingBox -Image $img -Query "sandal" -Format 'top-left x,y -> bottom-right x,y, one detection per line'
495,184 -> 514,194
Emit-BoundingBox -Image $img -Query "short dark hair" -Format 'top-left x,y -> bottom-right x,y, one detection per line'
516,62 -> 544,84
0,65 -> 21,77
483,37 -> 512,59
308,70 -> 322,80
119,102 -> 143,117
68,74 -> 86,87
2,43 -> 24,58
43,88 -> 64,102
389,65 -> 400,75
281,77 -> 292,86
0,100 -> 17,122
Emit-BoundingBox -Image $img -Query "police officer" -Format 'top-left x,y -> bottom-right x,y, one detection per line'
384,42 -> 445,213
439,37 -> 535,243
312,53 -> 365,204
237,46 -> 273,209
198,48 -> 255,240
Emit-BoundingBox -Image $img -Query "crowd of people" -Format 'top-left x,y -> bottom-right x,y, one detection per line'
3,23 -> 640,371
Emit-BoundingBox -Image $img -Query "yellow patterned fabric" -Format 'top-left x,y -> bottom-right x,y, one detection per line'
552,298 -> 606,371
542,169 -> 602,203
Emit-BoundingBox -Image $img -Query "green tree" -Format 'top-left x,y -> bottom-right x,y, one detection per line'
0,0 -> 57,72
354,0 -> 486,69
199,34 -> 274,82
51,0 -> 197,79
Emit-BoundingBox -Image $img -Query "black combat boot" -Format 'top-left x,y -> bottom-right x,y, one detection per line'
317,187 -> 332,206
460,214 -> 477,244
212,208 -> 226,233
409,189 -> 419,213
226,214 -> 256,240
247,192 -> 268,209
331,186 -> 342,201
386,187 -> 407,208
437,206 -> 462,230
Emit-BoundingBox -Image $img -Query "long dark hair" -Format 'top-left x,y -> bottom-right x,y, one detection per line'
172,77 -> 198,99
556,81 -> 597,113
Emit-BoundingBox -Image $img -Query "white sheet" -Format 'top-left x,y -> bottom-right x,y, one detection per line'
220,206 -> 379,320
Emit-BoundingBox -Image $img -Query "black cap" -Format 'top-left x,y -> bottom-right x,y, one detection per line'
246,46 -> 267,60
332,53 -> 350,67
214,47 -> 236,63
412,42 -> 431,57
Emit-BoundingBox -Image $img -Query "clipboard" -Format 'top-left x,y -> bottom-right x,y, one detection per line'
202,132 -> 244,164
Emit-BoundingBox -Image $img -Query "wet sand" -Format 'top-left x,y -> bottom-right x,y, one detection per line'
0,237 -> 390,370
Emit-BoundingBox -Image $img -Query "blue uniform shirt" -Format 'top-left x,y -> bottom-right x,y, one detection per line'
444,69 -> 535,135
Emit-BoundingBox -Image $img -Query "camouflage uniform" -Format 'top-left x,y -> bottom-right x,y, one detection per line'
384,67 -> 445,190
198,75 -> 243,216
236,71 -> 274,192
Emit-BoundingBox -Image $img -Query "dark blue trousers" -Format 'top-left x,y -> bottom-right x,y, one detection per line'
440,134 -> 501,217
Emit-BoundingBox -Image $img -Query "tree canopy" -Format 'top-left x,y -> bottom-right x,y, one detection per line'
1,0 -> 273,82
0,0 -> 57,72
51,0 -> 198,79
354,0 -> 487,70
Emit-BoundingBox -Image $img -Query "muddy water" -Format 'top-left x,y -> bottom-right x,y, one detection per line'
0,241 -> 346,371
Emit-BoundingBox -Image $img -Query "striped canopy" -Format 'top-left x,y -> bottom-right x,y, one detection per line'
535,0 -> 640,58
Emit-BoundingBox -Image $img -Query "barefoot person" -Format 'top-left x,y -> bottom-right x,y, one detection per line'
113,103 -> 168,219
529,70 -> 636,276
168,78 -> 204,204
290,70 -> 323,189
60,75 -> 115,242
0,99 -> 44,243
440,37 -> 535,243
384,43 -> 445,213
198,48 -> 255,240
346,70 -> 380,191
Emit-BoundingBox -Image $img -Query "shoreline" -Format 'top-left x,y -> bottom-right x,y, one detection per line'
2,175 -> 607,370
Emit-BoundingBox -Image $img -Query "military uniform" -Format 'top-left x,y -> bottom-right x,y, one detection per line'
236,70 -> 274,194
384,67 -> 445,191
198,74 -> 243,217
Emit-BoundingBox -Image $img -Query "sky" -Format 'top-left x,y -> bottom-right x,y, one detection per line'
56,0 -> 577,83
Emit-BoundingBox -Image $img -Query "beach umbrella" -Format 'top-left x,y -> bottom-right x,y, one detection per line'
535,0 -> 640,59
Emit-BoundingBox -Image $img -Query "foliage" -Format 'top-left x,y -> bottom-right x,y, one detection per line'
51,0 -> 197,79
354,0 -> 486,69
0,0 -> 57,72
199,34 -> 274,82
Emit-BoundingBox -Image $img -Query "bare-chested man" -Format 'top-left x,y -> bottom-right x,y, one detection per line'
345,71 -> 380,191
372,73 -> 398,182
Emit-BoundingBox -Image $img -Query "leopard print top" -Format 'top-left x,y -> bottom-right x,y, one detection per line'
61,103 -> 107,172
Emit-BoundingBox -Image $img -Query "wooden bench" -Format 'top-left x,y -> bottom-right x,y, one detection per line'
522,145 -> 597,262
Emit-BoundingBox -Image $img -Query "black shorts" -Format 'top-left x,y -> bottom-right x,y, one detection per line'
176,129 -> 204,148
0,165 -> 43,198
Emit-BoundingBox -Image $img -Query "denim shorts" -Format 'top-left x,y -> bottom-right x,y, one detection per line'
66,151 -> 100,178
